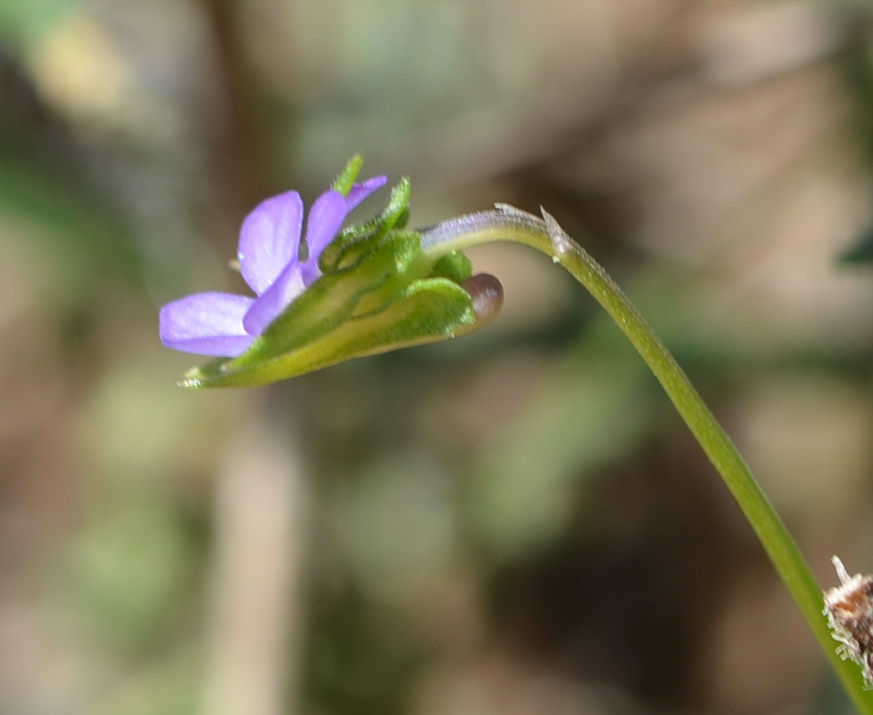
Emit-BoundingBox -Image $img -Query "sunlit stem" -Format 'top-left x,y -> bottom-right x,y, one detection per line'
419,206 -> 873,713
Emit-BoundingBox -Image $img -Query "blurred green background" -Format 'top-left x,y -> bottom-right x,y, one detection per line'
3,1 -> 873,713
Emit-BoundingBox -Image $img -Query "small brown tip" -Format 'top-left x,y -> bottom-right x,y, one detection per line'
461,273 -> 504,327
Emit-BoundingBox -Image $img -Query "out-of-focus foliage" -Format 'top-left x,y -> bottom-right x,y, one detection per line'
4,1 -> 873,714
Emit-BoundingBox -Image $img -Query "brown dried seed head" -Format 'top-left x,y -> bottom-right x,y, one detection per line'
823,556 -> 873,687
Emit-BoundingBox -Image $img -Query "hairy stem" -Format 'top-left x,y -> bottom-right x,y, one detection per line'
420,206 -> 872,712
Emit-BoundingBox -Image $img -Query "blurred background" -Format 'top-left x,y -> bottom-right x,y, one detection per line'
3,0 -> 873,713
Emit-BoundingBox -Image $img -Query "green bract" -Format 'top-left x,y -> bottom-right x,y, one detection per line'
178,159 -> 486,389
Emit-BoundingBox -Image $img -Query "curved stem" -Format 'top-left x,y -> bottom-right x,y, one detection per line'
420,206 -> 873,713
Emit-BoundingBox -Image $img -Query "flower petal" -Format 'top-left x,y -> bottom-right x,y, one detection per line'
160,292 -> 256,357
242,261 -> 306,335
237,191 -> 304,295
346,175 -> 388,211
300,177 -> 388,285
303,190 -> 349,264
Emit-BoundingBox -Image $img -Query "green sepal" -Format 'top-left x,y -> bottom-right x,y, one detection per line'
429,250 -> 472,283
321,178 -> 412,271
332,154 -> 363,196
180,278 -> 476,388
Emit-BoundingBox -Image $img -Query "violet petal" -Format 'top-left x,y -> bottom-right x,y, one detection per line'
242,261 -> 306,335
303,190 -> 350,263
160,292 -> 256,357
237,191 -> 304,295
301,177 -> 387,284
346,175 -> 388,211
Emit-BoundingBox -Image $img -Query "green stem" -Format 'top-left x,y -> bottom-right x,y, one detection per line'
420,206 -> 872,713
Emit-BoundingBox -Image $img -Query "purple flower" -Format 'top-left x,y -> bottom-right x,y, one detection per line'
160,175 -> 387,357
